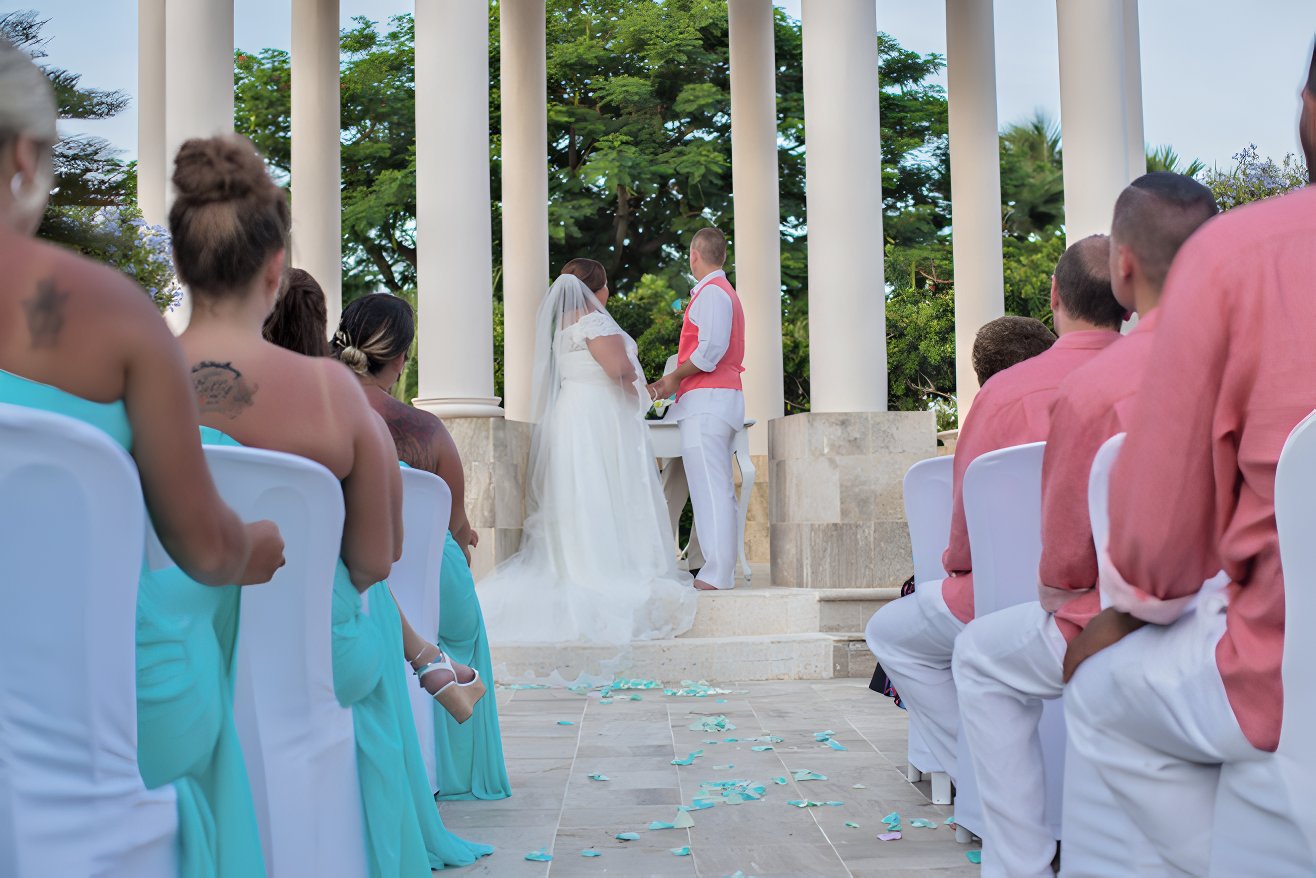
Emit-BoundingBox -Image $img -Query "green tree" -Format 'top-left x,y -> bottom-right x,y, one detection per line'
5,10 -> 179,311
998,111 -> 1065,239
232,5 -> 954,414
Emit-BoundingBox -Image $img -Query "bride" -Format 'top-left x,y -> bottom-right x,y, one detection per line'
479,259 -> 697,646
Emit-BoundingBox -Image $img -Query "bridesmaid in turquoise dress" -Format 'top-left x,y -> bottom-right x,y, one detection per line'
0,49 -> 283,877
168,134 -> 492,874
333,294 -> 511,801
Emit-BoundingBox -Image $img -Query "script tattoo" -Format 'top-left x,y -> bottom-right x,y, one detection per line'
23,278 -> 70,348
191,361 -> 259,419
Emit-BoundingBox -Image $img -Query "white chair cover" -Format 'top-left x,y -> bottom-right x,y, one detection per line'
959,442 -> 1064,840
900,455 -> 954,791
1209,411 -> 1316,875
0,404 -> 177,877
206,446 -> 367,878
389,468 -> 452,792
1086,433 -> 1125,611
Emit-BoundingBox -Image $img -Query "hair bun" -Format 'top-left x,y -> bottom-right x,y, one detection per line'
172,133 -> 270,205
338,344 -> 370,375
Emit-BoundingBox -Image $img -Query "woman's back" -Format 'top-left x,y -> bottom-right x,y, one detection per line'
179,325 -> 399,589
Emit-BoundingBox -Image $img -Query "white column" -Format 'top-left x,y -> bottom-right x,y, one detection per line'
1056,0 -> 1132,242
728,0 -> 784,453
291,0 -> 343,333
945,0 -> 1005,419
1122,0 -> 1146,179
163,0 -> 235,331
413,0 -> 502,418
499,0 -> 549,423
801,0 -> 886,413
137,0 -> 167,227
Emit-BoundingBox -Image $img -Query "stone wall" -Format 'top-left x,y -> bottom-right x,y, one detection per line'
768,411 -> 937,588
445,417 -> 533,581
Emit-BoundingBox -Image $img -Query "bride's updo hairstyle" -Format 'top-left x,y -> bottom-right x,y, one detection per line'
332,293 -> 415,376
560,258 -> 607,294
169,134 -> 289,296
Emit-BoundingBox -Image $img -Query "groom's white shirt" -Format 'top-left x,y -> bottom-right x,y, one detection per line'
669,269 -> 745,431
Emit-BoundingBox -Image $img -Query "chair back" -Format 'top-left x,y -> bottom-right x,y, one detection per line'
0,404 -> 177,876
206,446 -> 367,878
902,455 -> 953,584
1087,433 -> 1125,610
960,441 -> 1064,838
964,442 -> 1046,615
389,468 -> 452,791
1273,411 -> 1316,847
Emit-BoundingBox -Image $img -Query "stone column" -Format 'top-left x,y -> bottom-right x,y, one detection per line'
413,0 -> 503,419
1056,0 -> 1132,242
800,0 -> 886,413
771,4 -> 936,589
163,0 -> 235,331
499,0 -> 549,423
137,0 -> 167,227
945,0 -> 1005,421
291,0 -> 343,332
1122,0 -> 1146,179
727,0 -> 784,455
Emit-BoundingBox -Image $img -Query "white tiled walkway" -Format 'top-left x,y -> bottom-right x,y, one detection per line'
438,680 -> 980,877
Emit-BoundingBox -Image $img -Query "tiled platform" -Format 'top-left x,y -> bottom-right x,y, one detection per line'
438,680 -> 979,877
485,566 -> 898,683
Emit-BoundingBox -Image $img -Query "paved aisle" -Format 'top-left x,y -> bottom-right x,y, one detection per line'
438,679 -> 980,877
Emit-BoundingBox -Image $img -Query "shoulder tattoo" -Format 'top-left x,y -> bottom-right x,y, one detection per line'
191,361 -> 259,419
23,278 -> 70,348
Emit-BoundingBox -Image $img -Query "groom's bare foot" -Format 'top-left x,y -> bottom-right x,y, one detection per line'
694,580 -> 721,591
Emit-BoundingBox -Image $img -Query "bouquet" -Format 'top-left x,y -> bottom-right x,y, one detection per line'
646,396 -> 675,421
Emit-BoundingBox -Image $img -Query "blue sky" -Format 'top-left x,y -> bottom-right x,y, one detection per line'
27,0 -> 1316,171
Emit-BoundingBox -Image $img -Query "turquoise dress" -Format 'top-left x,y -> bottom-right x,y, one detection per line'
198,434 -> 493,875
0,371 -> 264,878
433,532 -> 511,801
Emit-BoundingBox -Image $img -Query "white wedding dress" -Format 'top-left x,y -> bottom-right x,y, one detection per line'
479,276 -> 696,652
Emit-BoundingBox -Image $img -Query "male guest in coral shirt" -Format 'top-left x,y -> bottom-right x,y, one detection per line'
1061,55 -> 1316,876
865,236 -> 1124,775
951,173 -> 1218,878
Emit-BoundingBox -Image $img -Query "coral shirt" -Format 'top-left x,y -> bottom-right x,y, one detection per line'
1038,310 -> 1161,643
942,330 -> 1122,624
1104,186 -> 1316,752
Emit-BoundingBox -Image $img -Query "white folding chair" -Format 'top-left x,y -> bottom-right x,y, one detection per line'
0,404 -> 177,877
958,442 -> 1064,843
389,468 -> 452,793
1209,412 -> 1316,875
900,455 -> 954,803
204,446 -> 367,878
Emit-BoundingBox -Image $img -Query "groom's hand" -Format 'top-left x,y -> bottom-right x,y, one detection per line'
650,374 -> 678,400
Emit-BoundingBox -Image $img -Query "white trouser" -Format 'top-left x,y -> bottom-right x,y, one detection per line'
677,413 -> 737,589
865,580 -> 965,775
953,602 -> 1067,878
1065,589 -> 1261,877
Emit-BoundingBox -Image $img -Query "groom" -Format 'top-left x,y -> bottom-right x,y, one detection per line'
649,227 -> 746,591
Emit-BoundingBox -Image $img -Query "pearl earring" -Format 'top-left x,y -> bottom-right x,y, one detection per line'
9,173 -> 22,199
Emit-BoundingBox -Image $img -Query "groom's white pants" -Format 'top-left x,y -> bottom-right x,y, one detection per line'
678,413 -> 737,589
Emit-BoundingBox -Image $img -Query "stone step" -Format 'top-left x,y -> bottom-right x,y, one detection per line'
490,632 -> 883,683
683,585 -> 900,638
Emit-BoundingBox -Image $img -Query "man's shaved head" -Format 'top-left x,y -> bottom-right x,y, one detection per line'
1053,235 -> 1123,330
691,227 -> 727,268
1303,38 -> 1316,179
1111,172 -> 1219,289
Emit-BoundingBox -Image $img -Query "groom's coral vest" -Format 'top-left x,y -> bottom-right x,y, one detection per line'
677,274 -> 745,399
